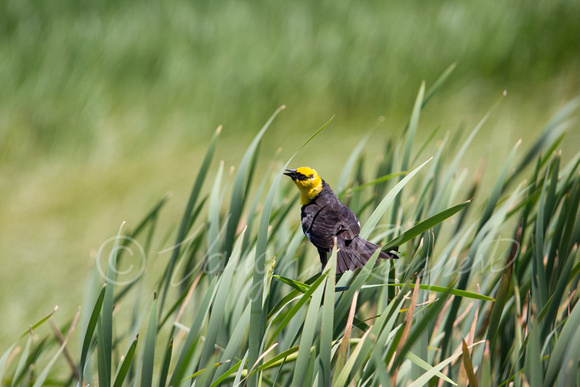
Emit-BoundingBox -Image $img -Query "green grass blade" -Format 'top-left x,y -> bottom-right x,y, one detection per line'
511,96 -> 579,182
338,134 -> 370,193
351,287 -> 407,380
454,160 -> 484,233
112,335 -> 139,387
360,157 -> 432,240
533,162 -> 551,312
213,305 -> 250,384
209,359 -> 243,387
199,228 -> 245,371
486,223 -> 521,350
333,290 -> 360,386
384,199 -> 471,250
291,271 -> 326,385
542,154 -> 560,235
252,345 -> 299,374
358,283 -> 494,302
405,352 -> 456,386
429,106 -> 496,215
33,308 -> 81,387
241,165 -> 271,256
267,287 -> 304,320
541,235 -> 579,329
318,246 -> 337,387
412,124 -> 442,165
461,339 -> 479,387
169,276 -> 219,386
346,172 -> 407,195
441,138 -> 519,357
543,290 -> 580,386
372,350 -> 392,387
206,160 -> 224,276
160,125 -> 220,315
402,81 -> 425,172
127,194 -> 169,245
422,62 -> 457,107
373,141 -> 395,207
248,117 -> 333,386
19,307 -> 58,338
99,221 -> 125,387
273,275 -> 310,293
11,334 -> 32,387
224,106 -> 285,262
158,339 -> 173,387
248,164 -> 284,385
555,177 -> 580,267
184,358 -> 226,381
391,289 -> 450,370
97,318 -> 109,387
389,278 -> 420,380
333,248 -> 382,335
267,272 -> 328,348
559,324 -> 580,385
140,293 -> 158,387
333,328 -> 372,386
524,322 -> 544,385
0,344 -> 15,384
80,284 -> 106,378
391,82 -> 424,228
479,139 -> 521,230
408,341 -> 485,387
233,351 -> 249,386
298,116 -> 335,149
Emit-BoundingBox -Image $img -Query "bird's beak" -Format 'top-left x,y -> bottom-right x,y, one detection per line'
284,169 -> 297,179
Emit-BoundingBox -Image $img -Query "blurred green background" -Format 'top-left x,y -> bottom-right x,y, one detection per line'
1,0 -> 579,348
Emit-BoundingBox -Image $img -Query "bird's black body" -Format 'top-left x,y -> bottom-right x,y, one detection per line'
300,180 -> 397,274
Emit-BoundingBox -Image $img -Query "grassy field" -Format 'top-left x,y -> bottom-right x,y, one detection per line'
1,0 -> 580,385
1,89 -> 579,385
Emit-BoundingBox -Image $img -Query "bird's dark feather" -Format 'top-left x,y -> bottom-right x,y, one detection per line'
299,180 -> 398,274
301,181 -> 360,247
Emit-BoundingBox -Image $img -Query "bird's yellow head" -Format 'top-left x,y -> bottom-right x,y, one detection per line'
284,167 -> 323,205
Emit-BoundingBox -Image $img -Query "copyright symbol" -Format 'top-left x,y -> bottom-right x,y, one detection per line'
96,236 -> 146,285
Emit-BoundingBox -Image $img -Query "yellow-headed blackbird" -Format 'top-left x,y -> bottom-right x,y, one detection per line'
284,167 -> 398,274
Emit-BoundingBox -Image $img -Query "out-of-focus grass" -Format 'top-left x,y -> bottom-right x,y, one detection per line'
1,0 -> 579,350
1,0 -> 579,164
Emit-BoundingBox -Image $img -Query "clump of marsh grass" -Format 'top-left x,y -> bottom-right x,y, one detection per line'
1,68 -> 579,386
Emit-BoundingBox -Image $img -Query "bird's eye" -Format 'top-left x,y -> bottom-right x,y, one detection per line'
309,174 -> 314,179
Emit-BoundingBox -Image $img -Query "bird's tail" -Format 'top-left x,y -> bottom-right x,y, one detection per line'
336,237 -> 398,274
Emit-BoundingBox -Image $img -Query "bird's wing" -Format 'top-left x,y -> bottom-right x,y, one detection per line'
302,202 -> 361,249
333,202 -> 361,240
